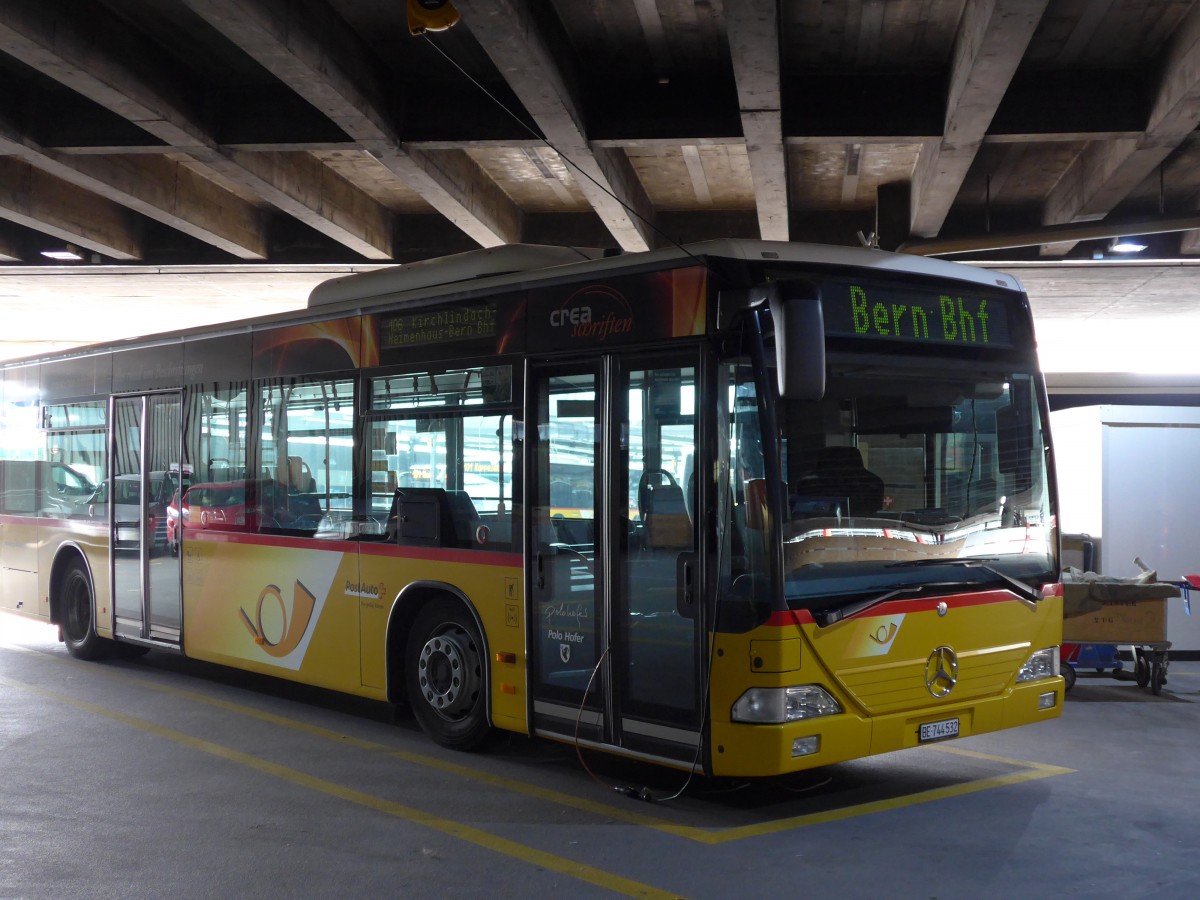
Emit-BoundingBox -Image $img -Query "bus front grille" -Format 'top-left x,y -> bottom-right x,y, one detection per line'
836,644 -> 1031,715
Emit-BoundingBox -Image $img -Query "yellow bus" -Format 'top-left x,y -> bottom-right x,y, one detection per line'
0,240 -> 1064,776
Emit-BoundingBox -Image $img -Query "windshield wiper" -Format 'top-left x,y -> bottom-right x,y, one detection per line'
972,561 -> 1043,603
885,558 -> 1042,603
816,585 -> 923,626
812,560 -> 1045,627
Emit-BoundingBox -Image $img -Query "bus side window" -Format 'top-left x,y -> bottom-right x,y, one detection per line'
369,368 -> 518,550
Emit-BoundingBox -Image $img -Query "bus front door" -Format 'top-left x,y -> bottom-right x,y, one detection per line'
111,393 -> 183,645
529,356 -> 703,766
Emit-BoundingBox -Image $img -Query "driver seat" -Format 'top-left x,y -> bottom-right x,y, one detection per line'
803,445 -> 884,517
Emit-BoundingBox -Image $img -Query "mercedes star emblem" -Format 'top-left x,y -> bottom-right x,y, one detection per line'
925,646 -> 958,698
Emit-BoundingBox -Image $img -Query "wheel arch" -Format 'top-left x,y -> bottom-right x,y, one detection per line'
384,581 -> 491,721
48,542 -> 97,628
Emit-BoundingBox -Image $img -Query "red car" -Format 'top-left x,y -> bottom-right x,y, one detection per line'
166,481 -> 246,553
166,479 -> 322,552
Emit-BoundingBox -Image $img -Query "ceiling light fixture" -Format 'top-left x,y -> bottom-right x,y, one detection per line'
40,244 -> 83,261
1108,236 -> 1148,253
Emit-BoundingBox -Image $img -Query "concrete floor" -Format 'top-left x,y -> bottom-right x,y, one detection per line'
3,611 -> 1199,900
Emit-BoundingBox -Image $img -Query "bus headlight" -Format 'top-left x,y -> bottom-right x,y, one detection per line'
731,685 -> 842,724
1016,646 -> 1059,683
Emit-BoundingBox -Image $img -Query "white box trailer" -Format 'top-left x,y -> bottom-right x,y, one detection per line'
1050,404 -> 1200,653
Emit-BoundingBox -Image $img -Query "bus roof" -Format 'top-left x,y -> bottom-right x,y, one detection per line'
306,240 -> 1026,310
1,240 -> 1026,370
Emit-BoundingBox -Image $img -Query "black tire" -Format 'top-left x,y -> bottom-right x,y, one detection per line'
1135,654 -> 1150,688
60,559 -> 107,660
1062,664 -> 1076,692
1151,661 -> 1166,695
405,599 -> 491,750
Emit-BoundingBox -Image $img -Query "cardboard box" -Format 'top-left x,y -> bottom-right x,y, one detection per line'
1062,583 -> 1171,643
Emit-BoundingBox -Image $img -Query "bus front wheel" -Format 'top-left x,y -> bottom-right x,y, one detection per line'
405,599 -> 490,750
60,560 -> 106,661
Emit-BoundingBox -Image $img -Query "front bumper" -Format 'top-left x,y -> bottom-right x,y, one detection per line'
708,676 -> 1064,778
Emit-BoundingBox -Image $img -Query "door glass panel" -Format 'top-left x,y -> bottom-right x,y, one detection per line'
146,394 -> 182,636
111,397 -> 143,632
111,394 -> 183,641
531,371 -> 601,707
621,364 -> 699,720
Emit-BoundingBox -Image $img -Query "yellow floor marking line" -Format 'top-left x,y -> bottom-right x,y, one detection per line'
15,652 -> 1077,845
931,743 -> 1072,770
703,758 -> 1075,843
0,674 -> 677,900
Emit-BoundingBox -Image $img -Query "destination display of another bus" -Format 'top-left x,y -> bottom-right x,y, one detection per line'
728,272 -> 1053,624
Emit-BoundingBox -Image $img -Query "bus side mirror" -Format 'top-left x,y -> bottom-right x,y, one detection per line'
768,281 -> 825,400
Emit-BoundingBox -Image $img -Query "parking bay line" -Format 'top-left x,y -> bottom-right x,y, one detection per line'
0,674 -> 678,900
711,747 -> 1074,842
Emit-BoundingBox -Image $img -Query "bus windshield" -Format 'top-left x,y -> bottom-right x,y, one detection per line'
776,357 -> 1054,612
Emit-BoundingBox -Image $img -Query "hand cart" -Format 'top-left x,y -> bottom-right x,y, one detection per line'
1061,578 -> 1183,695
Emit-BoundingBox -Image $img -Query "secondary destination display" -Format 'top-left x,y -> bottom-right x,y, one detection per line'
380,304 -> 497,349
821,278 -> 1014,348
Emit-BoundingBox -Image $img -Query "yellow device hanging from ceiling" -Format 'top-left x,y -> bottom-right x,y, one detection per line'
408,0 -> 459,35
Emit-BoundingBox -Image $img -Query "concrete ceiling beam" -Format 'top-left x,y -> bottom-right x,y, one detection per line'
0,0 -> 392,259
455,0 -> 655,252
0,157 -> 141,260
0,118 -> 268,260
183,0 -> 521,249
725,0 -> 788,241
1041,0 -> 1200,255
911,0 -> 1048,238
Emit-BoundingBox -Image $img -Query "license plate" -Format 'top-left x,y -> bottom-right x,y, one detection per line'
919,717 -> 960,742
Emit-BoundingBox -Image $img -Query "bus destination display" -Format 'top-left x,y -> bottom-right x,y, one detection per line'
380,304 -> 497,350
822,279 -> 1013,348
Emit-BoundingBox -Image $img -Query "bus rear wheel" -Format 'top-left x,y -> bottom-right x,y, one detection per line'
61,560 -> 106,660
405,599 -> 490,750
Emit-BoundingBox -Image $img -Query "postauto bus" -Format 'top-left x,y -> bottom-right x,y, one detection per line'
0,240 -> 1063,777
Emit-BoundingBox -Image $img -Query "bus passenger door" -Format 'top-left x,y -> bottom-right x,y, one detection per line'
528,366 -> 606,742
111,393 -> 183,644
529,356 -> 703,764
617,357 -> 702,759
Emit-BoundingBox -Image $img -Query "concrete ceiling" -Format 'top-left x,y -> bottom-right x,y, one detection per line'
2,1 -> 1200,372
